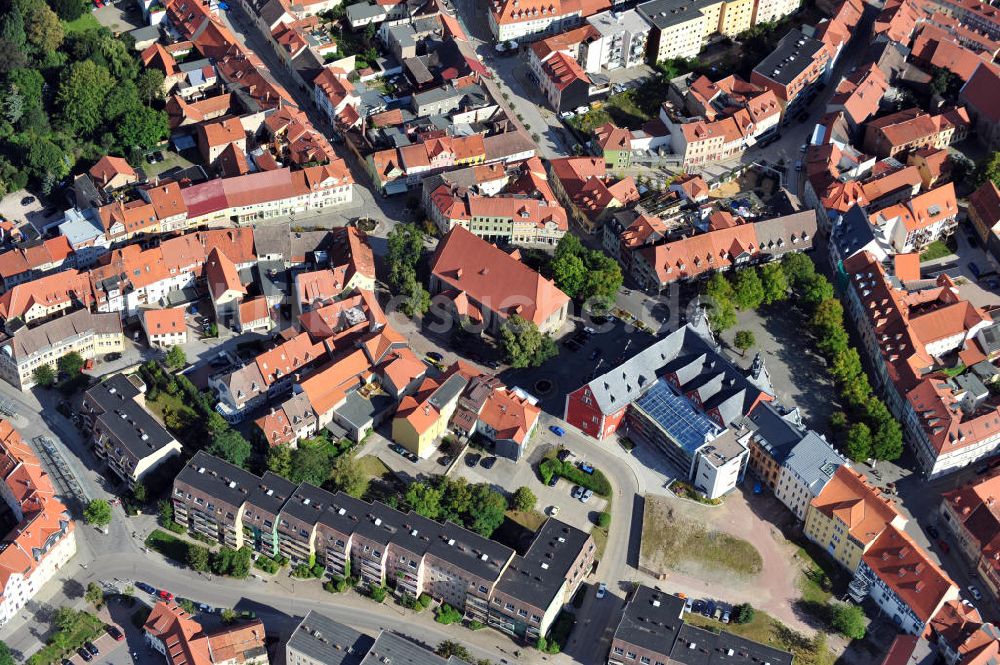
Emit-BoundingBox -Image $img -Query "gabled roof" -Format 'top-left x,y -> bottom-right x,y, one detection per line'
811,466 -> 903,546
143,307 -> 186,336
863,524 -> 957,622
430,226 -> 569,327
89,155 -> 137,189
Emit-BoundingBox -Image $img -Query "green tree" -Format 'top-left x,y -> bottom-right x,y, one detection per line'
0,10 -> 25,50
551,251 -> 586,297
867,399 -> 903,461
734,330 -> 755,354
706,272 -> 735,302
831,603 -> 867,640
132,482 -> 147,503
759,262 -> 788,305
84,499 -> 112,529
289,445 -> 332,486
330,456 -> 368,498
220,608 -> 236,624
978,150 -> 1000,187
405,482 -> 443,520
136,69 -> 165,103
50,0 -> 86,20
731,268 -> 765,310
845,423 -> 873,462
187,545 -> 210,572
597,511 -> 611,528
782,252 -> 816,288
158,499 -> 174,525
399,272 -> 431,318
708,297 -> 737,331
0,640 -> 15,665
23,137 -> 68,184
207,429 -> 252,468
85,582 -> 104,608
386,225 -> 424,289
829,411 -> 848,430
510,486 -> 536,512
468,483 -> 506,537
733,603 -> 755,624
500,315 -> 557,368
57,60 -> 114,136
57,351 -> 85,376
930,66 -> 961,98
165,345 -> 187,370
24,3 -> 63,53
267,444 -> 292,477
436,641 -> 472,660
801,273 -> 835,305
32,364 -> 55,387
116,105 -> 169,150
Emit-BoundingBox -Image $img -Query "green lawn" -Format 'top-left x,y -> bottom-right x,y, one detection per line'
796,546 -> 834,605
145,389 -> 198,432
62,12 -> 100,34
355,454 -> 390,481
27,611 -> 104,665
920,239 -> 955,262
505,509 -> 546,532
145,528 -> 191,563
640,497 -> 763,577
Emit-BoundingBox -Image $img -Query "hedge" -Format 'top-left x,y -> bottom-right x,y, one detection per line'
540,459 -> 612,496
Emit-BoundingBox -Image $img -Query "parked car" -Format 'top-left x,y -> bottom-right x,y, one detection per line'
703,600 -> 716,617
713,607 -> 723,621
684,598 -> 693,613
580,488 -> 593,503
438,455 -> 453,467
136,582 -> 156,594
20,196 -> 35,206
78,647 -> 93,662
927,525 -> 940,539
596,583 -> 607,599
84,642 -> 99,655
970,262 -> 982,279
465,453 -> 481,467
547,474 -> 558,487
159,589 -> 174,601
104,352 -> 122,362
549,425 -> 565,436
571,485 -> 584,500
481,456 -> 497,469
722,609 -> 731,623
106,625 -> 124,641
968,585 -> 983,600
692,600 -> 705,614
548,505 -> 560,517
578,461 -> 595,475
426,351 -> 444,362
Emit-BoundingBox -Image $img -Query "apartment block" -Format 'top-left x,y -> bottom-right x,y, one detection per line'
82,374 -> 183,489
0,309 -> 124,391
0,419 -> 76,627
751,29 -> 830,120
803,466 -> 907,573
863,107 -> 971,159
940,472 -> 1000,602
488,0 -> 607,42
608,586 -> 793,665
586,10 -> 652,69
144,601 -> 268,665
172,452 -> 594,640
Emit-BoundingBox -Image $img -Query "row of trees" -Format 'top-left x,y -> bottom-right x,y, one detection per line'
704,254 -> 903,462
403,476 -> 509,538
386,225 -> 431,317
0,3 -> 169,194
186,543 -> 253,578
266,437 -> 369,498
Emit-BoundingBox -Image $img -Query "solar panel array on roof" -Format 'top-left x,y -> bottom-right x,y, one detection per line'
633,377 -> 722,455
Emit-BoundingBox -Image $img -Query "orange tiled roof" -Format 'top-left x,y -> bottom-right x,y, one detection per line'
811,466 -> 903,547
143,308 -> 186,336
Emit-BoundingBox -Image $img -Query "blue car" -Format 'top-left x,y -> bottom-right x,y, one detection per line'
218,1 -> 229,8
136,582 -> 156,595
549,425 -> 565,437
578,462 -> 594,475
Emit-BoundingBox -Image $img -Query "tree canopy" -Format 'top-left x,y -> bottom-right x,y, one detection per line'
500,315 -> 557,368
84,498 -> 112,528
550,234 -> 623,307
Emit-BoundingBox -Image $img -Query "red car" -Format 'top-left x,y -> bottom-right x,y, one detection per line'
938,540 -> 951,554
106,626 -> 124,641
159,590 -> 174,601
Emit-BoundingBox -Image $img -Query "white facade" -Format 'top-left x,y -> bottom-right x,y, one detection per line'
585,10 -> 652,70
693,440 -> 747,500
0,530 -> 76,626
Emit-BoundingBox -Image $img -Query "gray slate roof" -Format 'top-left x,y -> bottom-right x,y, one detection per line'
495,519 -> 590,609
4,309 -> 121,361
287,610 -> 372,665
782,431 -> 847,498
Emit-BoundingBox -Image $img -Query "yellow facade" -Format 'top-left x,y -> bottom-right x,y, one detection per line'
719,0 -> 755,35
391,412 -> 449,459
699,0 -> 723,39
803,503 -> 865,573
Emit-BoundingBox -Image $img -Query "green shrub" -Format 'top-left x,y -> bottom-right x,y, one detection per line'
418,593 -> 432,609
469,620 -> 484,630
540,459 -> 612,495
369,584 -> 387,603
597,512 -> 611,528
435,603 -> 463,624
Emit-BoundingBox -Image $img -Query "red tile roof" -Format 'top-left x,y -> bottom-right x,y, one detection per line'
430,226 -> 569,327
143,308 -> 186,336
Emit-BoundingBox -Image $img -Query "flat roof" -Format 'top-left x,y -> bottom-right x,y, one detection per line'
637,0 -> 713,29
753,28 -> 824,86
287,610 -> 372,665
633,377 -> 723,456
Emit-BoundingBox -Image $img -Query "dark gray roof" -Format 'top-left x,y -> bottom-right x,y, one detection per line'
361,631 -> 471,665
334,391 -> 395,429
637,0 -> 715,29
346,2 -> 387,21
429,374 -> 469,411
253,223 -> 291,260
743,402 -> 804,464
753,29 -> 824,86
831,204 -> 877,261
175,450 -> 259,508
669,624 -> 793,665
495,519 -> 590,609
287,611 -> 372,665
85,374 -> 178,464
753,210 -> 816,254
612,586 -> 686,657
247,471 -> 297,516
